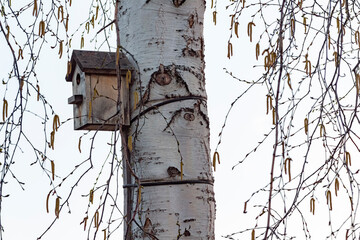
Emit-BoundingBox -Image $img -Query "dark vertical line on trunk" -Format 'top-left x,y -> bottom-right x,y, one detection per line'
115,2 -> 133,239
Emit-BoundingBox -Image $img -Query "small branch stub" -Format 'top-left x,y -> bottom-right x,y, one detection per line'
154,64 -> 172,86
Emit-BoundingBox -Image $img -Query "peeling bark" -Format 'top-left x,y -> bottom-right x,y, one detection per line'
118,1 -> 215,239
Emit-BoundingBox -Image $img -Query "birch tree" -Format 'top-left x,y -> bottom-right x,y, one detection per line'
117,1 -> 215,239
1,0 -> 215,239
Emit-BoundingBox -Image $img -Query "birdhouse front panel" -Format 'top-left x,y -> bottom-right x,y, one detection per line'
87,74 -> 119,130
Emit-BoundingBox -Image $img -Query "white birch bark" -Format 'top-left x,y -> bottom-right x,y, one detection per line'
118,1 -> 215,239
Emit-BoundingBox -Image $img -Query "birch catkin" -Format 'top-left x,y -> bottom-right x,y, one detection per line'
310,198 -> 315,215
2,99 -> 8,122
55,197 -> 60,218
247,22 -> 255,42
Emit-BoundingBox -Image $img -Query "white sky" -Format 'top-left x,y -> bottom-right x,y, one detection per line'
0,1 -> 351,239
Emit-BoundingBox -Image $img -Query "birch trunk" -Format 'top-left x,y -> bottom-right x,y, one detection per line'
118,1 -> 215,239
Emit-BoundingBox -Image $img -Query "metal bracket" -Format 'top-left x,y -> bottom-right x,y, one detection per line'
123,179 -> 214,188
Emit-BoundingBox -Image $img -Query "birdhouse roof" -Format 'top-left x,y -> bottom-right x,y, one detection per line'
65,50 -> 132,82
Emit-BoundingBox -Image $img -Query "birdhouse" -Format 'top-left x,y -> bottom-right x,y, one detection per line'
66,50 -> 132,131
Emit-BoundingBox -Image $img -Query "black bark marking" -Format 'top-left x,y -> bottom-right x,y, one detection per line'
143,67 -> 154,72
144,218 -> 152,232
188,14 -> 194,28
182,34 -> 204,59
188,10 -> 200,28
175,64 -> 204,82
182,48 -> 199,58
142,89 -> 150,103
196,101 -> 209,128
173,0 -> 186,7
184,229 -> 191,237
167,166 -> 181,177
141,217 -> 159,239
182,38 -> 202,58
183,218 -> 196,223
200,37 -> 205,61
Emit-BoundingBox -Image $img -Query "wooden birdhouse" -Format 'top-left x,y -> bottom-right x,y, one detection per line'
65,50 -> 132,131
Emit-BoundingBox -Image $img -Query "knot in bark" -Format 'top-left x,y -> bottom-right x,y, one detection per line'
167,166 -> 181,177
154,64 -> 172,86
184,113 -> 195,121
